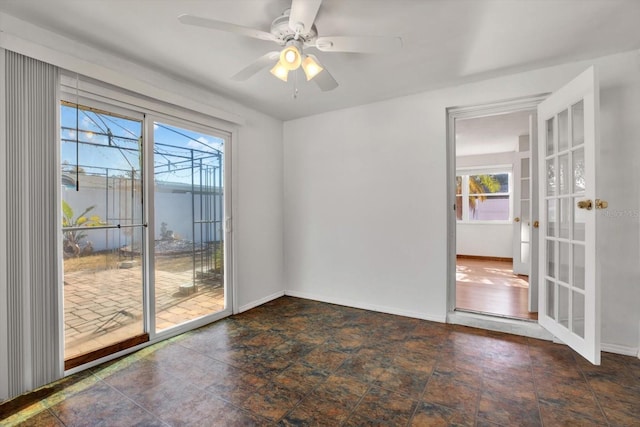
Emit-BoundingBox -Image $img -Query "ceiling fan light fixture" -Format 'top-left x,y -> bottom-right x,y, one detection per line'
279,45 -> 302,70
270,61 -> 289,82
301,55 -> 323,81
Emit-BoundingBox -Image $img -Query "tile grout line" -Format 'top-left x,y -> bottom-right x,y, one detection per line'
87,372 -> 171,427
404,323 -> 444,426
341,384 -> 373,426
573,352 -> 612,427
526,337 -> 546,427
46,407 -> 67,427
98,344 -> 266,426
270,342 -> 326,424
472,345 -> 485,426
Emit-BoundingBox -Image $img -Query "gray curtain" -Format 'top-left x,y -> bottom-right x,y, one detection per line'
3,50 -> 61,399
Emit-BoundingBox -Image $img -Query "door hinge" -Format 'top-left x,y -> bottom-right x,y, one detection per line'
225,217 -> 232,233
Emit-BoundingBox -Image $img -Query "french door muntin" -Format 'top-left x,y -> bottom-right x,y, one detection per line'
60,92 -> 232,366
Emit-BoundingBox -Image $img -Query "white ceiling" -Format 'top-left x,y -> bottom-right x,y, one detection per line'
455,110 -> 532,157
1,0 -> 639,121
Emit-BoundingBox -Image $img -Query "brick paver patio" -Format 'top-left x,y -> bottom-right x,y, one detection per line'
63,261 -> 224,359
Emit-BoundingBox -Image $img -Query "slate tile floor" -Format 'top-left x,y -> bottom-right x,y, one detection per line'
2,296 -> 639,426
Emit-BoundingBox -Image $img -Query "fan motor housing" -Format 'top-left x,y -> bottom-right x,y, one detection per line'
270,10 -> 317,44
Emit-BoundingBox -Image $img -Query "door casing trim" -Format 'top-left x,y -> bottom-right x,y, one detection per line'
446,93 -> 550,326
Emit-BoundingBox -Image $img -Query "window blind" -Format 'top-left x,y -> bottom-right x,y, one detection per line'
3,50 -> 61,400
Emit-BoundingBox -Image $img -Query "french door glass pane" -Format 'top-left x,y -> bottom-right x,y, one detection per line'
521,157 -> 530,177
547,240 -> 556,278
572,291 -> 585,338
573,197 -> 586,241
558,284 -> 569,328
546,118 -> 554,156
547,199 -> 556,237
520,242 -> 530,265
521,200 -> 530,222
546,280 -> 555,319
573,243 -> 586,290
521,178 -> 530,199
520,221 -> 530,243
572,101 -> 584,147
573,148 -> 585,193
61,103 -> 144,360
153,121 -> 225,332
559,241 -> 570,283
455,176 -> 462,220
546,159 -> 555,196
559,198 -> 571,239
558,153 -> 569,195
558,109 -> 569,152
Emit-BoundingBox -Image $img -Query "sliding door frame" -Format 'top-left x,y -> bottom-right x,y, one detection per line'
59,95 -> 148,369
59,74 -> 237,372
145,112 -> 234,341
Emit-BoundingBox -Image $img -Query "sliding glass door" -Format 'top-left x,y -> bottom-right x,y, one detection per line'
60,101 -> 147,368
151,120 -> 227,333
60,86 -> 232,368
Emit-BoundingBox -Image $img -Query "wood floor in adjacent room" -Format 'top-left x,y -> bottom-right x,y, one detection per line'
2,296 -> 639,426
456,257 -> 538,321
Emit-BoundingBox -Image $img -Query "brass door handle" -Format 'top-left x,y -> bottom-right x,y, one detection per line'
514,217 -> 520,222
577,199 -> 593,210
595,199 -> 608,209
533,220 -> 539,228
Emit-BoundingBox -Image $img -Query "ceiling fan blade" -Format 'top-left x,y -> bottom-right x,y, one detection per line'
178,14 -> 278,42
307,55 -> 338,91
289,0 -> 322,33
231,51 -> 280,81
315,36 -> 403,53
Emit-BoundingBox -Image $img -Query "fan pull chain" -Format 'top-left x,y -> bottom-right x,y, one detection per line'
293,69 -> 299,99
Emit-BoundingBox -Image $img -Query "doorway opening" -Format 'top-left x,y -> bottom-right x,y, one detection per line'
448,97 -> 546,322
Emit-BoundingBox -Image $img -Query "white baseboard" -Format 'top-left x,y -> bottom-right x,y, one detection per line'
284,290 -> 446,323
601,342 -> 639,357
238,290 -> 285,313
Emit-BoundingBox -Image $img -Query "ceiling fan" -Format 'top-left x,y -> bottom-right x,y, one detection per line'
178,0 -> 402,91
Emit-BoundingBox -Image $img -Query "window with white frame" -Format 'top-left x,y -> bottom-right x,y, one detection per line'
456,169 -> 512,221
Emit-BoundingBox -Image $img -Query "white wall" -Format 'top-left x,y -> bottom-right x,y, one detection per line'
456,224 -> 513,258
456,151 -> 515,258
0,13 -> 285,314
284,50 -> 640,353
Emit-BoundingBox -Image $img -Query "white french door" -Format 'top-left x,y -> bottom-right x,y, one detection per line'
512,114 -> 539,313
513,127 -> 533,276
538,66 -> 601,364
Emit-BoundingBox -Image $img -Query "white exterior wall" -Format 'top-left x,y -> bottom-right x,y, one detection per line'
63,187 -> 224,252
284,50 -> 640,354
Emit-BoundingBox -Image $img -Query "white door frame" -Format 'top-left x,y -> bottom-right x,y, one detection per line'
446,94 -> 549,316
